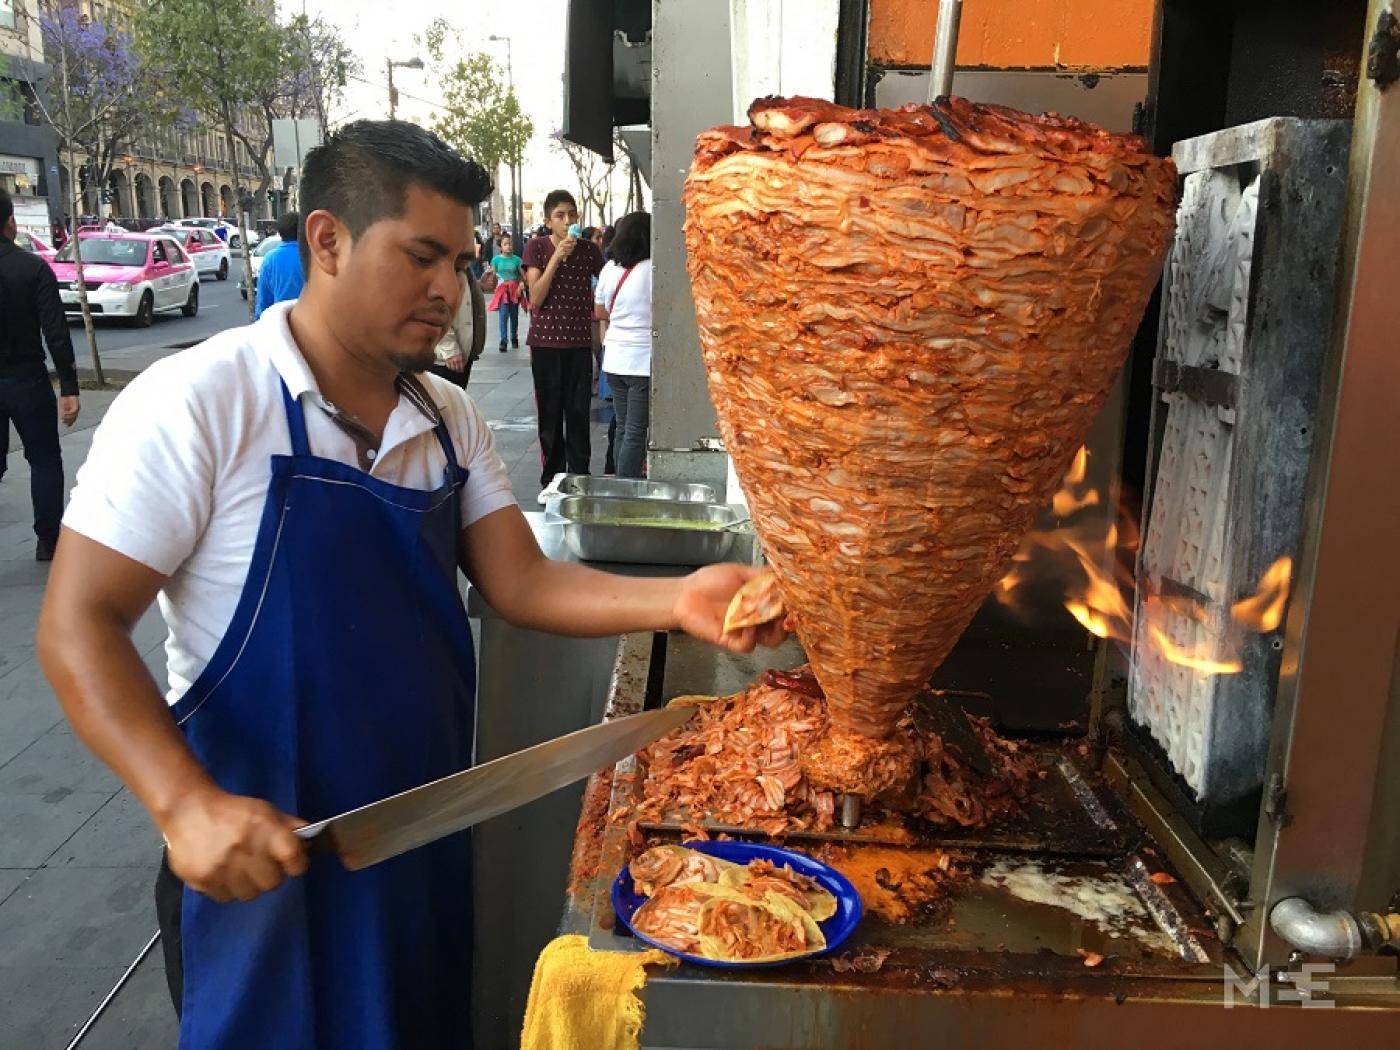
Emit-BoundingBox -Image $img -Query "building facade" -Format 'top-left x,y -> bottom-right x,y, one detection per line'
0,0 -> 272,233
0,0 -> 62,238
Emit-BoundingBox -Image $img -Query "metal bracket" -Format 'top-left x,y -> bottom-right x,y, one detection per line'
1152,359 -> 1239,407
1366,9 -> 1400,88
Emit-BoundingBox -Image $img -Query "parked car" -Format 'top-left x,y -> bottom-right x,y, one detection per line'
50,232 -> 199,327
238,233 -> 282,300
12,230 -> 56,263
171,216 -> 261,251
156,225 -> 232,281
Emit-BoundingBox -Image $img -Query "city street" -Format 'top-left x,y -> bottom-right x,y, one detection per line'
1,305 -> 615,1047
64,270 -> 256,374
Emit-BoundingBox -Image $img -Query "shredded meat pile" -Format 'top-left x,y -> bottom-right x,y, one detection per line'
684,95 -> 1176,754
631,672 -> 1036,834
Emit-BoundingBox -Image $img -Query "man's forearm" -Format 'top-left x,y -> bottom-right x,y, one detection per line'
500,558 -> 682,637
37,613 -> 217,828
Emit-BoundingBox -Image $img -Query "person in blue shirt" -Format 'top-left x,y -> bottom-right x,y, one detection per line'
254,210 -> 306,319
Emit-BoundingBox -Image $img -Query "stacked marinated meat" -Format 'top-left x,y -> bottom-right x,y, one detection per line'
684,96 -> 1175,791
631,672 -> 1035,833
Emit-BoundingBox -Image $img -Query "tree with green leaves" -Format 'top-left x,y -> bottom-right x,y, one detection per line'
419,18 -> 533,225
135,0 -> 285,319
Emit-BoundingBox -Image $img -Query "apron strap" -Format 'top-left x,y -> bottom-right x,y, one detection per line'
281,382 -> 312,456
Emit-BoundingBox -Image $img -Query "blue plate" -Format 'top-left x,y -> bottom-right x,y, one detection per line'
612,840 -> 862,968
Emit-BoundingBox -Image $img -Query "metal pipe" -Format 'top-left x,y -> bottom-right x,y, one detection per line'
1269,897 -> 1365,959
928,0 -> 964,102
838,793 -> 862,829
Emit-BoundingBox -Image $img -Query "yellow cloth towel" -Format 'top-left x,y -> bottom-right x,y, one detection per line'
520,934 -> 676,1050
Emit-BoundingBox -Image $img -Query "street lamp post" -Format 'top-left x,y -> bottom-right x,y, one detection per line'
386,55 -> 424,120
488,33 -> 523,240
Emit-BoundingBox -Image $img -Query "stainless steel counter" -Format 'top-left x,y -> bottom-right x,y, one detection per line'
469,513 -> 754,1048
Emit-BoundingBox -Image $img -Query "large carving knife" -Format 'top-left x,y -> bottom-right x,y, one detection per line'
296,706 -> 694,870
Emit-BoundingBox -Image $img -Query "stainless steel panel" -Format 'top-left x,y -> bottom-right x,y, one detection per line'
649,0 -> 733,457
544,473 -> 717,503
1239,0 -> 1400,970
549,495 -> 748,565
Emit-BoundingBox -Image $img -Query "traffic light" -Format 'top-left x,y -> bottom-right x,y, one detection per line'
100,189 -> 113,204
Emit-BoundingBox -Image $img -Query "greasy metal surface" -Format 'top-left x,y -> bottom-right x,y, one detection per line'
561,635 -> 1400,1047
659,630 -> 808,703
1240,0 -> 1400,970
297,706 -> 695,869
1104,751 -> 1248,928
547,495 -> 749,566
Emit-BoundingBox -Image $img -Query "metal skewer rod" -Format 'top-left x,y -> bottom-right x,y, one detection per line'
838,793 -> 863,829
928,0 -> 964,102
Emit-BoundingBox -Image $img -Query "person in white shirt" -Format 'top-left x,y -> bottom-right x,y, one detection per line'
593,211 -> 652,478
36,121 -> 781,1050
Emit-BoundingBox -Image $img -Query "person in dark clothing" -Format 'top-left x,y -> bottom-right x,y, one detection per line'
0,188 -> 81,561
521,190 -> 605,494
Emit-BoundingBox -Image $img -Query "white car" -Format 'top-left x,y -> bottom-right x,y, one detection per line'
239,234 -> 282,300
51,232 -> 200,327
157,225 -> 232,281
172,216 -> 261,251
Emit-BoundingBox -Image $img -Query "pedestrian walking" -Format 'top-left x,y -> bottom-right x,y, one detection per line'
522,190 -> 605,494
35,119 -> 783,1050
594,211 -> 652,479
488,234 -> 525,351
0,188 -> 81,561
255,210 -> 306,319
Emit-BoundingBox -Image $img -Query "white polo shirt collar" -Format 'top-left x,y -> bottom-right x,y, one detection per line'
257,301 -> 443,473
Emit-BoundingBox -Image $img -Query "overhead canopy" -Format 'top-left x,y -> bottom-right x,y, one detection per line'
563,0 -> 652,161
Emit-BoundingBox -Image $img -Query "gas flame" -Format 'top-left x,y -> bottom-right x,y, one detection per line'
1146,625 -> 1245,675
1230,557 -> 1294,632
997,456 -> 1294,677
1052,446 -> 1102,517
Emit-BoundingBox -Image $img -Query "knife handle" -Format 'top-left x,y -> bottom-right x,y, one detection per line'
295,821 -> 338,855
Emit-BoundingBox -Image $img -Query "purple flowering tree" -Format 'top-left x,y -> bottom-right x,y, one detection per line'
24,3 -> 149,384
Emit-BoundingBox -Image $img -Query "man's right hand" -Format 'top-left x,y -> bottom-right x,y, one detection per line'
550,237 -> 578,267
59,395 -> 80,427
161,787 -> 308,903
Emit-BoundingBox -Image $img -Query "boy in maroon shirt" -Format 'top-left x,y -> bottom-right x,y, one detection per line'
522,190 -> 605,492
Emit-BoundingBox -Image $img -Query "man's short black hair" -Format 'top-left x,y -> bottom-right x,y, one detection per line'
608,211 -> 650,268
276,210 -> 300,243
0,187 -> 13,233
298,120 -> 493,269
542,190 -> 576,217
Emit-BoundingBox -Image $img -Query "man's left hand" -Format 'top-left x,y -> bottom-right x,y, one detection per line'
673,563 -> 789,654
59,395 -> 80,427
443,353 -> 465,373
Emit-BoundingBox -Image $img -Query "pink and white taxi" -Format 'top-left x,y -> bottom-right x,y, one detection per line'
51,232 -> 199,327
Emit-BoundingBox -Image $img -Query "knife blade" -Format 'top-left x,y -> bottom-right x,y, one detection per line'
296,705 -> 694,870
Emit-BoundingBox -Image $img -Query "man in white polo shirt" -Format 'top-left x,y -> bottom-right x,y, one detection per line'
36,121 -> 780,1050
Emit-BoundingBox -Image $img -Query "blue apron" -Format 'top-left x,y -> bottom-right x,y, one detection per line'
169,384 -> 476,1049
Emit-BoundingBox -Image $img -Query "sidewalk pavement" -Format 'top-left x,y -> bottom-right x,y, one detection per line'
1,309 -> 613,1047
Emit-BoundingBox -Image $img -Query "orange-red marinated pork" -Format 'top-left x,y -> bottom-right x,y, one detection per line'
684,95 -> 1176,739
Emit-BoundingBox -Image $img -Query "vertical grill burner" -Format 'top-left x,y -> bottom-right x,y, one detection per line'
1128,118 -> 1352,836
